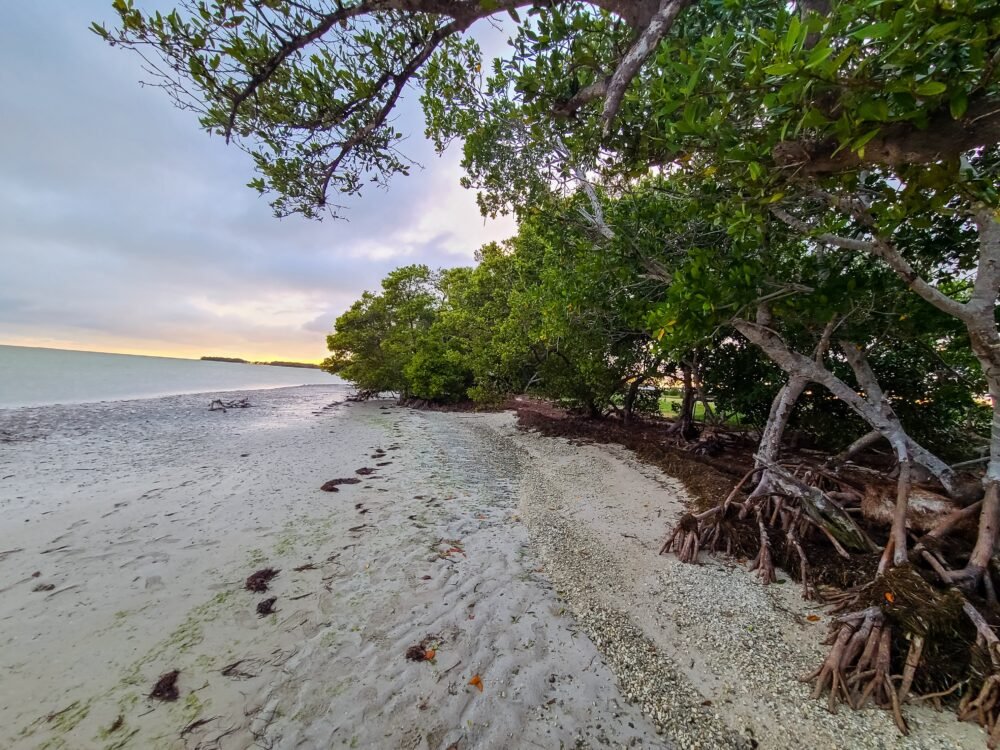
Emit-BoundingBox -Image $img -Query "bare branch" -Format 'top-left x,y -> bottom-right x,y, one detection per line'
223,3 -> 370,141
554,135 -> 614,240
770,206 -> 876,252
733,317 -> 962,497
600,0 -> 692,134
771,205 -> 970,320
553,78 -> 609,118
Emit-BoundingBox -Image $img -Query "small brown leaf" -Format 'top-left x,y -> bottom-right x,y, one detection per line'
806,614 -> 821,622
468,674 -> 483,692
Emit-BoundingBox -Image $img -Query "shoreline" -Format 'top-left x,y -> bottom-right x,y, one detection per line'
0,382 -> 342,412
0,390 -> 984,748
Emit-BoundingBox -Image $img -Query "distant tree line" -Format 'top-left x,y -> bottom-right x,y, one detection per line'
202,356 -> 320,369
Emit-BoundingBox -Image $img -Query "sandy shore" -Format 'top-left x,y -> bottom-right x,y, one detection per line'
0,387 -> 985,749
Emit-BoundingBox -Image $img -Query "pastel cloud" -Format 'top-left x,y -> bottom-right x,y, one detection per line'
0,2 -> 515,362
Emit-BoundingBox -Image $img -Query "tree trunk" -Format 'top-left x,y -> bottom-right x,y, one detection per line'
623,378 -> 640,425
757,376 -> 808,467
747,316 -> 838,498
670,362 -> 697,439
956,317 -> 1000,583
841,341 -> 913,571
733,318 -> 966,500
691,360 -> 716,424
879,455 -> 912,574
588,400 -> 602,419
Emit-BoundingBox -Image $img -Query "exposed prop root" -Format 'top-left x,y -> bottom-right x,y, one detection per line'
803,607 -> 911,730
803,607 -> 883,713
960,597 -> 1000,744
897,634 -> 924,706
964,599 -> 1000,667
748,515 -> 776,584
784,511 -> 818,600
658,455 -> 998,740
806,565 -> 980,736
959,675 -> 1000,748
660,513 -> 700,562
945,564 -> 990,595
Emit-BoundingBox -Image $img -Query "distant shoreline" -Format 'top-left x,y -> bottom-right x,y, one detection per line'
200,356 -> 321,369
0,346 -> 338,409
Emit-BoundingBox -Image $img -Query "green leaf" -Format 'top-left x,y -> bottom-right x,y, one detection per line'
805,44 -> 833,69
850,22 -> 892,40
852,128 -> 881,153
949,91 -> 968,119
782,14 -> 802,54
764,62 -> 798,76
856,99 -> 889,122
914,81 -> 947,97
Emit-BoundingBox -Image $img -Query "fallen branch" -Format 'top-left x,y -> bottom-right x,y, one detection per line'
209,398 -> 253,411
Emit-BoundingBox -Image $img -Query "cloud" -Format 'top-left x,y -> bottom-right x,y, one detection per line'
0,2 -> 516,362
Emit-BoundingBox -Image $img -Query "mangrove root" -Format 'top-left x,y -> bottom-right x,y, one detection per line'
661,513 -> 700,562
748,515 -> 776,584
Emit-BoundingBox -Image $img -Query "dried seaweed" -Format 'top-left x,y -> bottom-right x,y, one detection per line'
320,477 -> 362,492
245,568 -> 279,592
150,669 -> 180,701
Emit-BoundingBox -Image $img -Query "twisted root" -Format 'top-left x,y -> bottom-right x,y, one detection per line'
958,599 -> 1000,746
784,510 -> 818,600
748,515 -> 776,584
959,675 -> 1000,748
660,513 -> 700,562
802,606 -> 908,731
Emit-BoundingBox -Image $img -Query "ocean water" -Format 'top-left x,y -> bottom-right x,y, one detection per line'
0,345 -> 345,408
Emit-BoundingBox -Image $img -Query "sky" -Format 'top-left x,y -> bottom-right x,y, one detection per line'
0,2 -> 516,363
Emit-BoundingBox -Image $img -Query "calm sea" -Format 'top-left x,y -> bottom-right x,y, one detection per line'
0,345 -> 345,408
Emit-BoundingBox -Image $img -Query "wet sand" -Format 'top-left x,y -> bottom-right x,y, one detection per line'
0,387 -> 984,749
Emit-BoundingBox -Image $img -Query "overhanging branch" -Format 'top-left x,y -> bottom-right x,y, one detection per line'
772,97 -> 1000,176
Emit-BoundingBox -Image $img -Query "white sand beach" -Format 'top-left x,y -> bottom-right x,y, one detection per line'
0,386 -> 984,749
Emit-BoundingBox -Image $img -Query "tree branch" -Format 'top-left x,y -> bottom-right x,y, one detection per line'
600,0 -> 692,134
554,135 -> 614,240
771,205 -> 970,321
223,3 -> 370,141
772,96 -> 1000,176
319,18 -> 465,198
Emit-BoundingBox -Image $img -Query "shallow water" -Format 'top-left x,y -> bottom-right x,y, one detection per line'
0,345 -> 343,407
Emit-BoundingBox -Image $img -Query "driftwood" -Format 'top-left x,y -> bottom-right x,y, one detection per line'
209,398 -> 252,412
